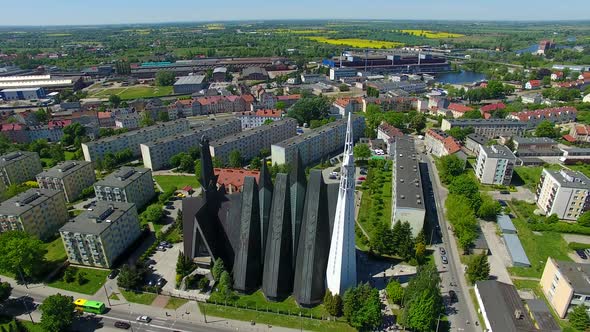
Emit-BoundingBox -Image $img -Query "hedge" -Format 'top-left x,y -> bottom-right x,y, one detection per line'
528,222 -> 590,235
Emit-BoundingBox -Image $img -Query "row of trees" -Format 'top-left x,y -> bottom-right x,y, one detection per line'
370,222 -> 427,264
364,104 -> 426,138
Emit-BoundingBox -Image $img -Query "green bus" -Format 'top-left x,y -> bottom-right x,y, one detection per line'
74,298 -> 107,314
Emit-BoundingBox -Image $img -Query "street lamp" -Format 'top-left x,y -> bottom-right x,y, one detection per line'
21,294 -> 34,323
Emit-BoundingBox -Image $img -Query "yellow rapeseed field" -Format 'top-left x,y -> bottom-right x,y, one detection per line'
306,37 -> 403,48
400,29 -> 464,39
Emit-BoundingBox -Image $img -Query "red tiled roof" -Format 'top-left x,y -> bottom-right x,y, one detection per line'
443,136 -> 462,154
255,109 -> 282,117
581,72 -> 590,80
509,106 -> 577,122
242,94 -> 255,103
448,103 -> 473,113
563,134 -> 576,143
575,124 -> 590,136
334,97 -> 362,108
480,103 -> 506,113
48,119 -> 71,129
98,111 -> 112,119
214,168 -> 260,192
277,94 -> 301,101
528,80 -> 541,87
1,123 -> 24,131
378,122 -> 403,138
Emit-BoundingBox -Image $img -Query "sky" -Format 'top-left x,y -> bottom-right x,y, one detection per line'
2,0 -> 590,26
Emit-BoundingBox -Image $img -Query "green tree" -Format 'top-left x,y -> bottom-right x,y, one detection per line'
39,294 -> 76,332
249,157 -> 261,170
287,96 -> 331,126
535,120 -> 560,138
141,204 -> 163,224
462,110 -> 482,119
262,119 -> 274,125
367,86 -> 380,98
402,264 -> 443,332
397,222 -> 415,261
228,150 -> 242,168
108,94 -> 122,108
449,175 -> 482,209
438,155 -> 465,184
61,123 -> 87,147
62,268 -> 76,283
578,211 -> 590,227
212,258 -> 225,282
343,283 -> 382,330
76,271 -> 88,285
217,271 -> 233,301
353,143 -> 372,160
176,251 -> 194,277
569,305 -> 590,331
324,290 -> 343,317
0,280 -> 12,303
276,101 -> 286,110
155,70 -> 176,86
117,264 -> 143,290
34,108 -> 49,123
0,231 -> 45,278
409,113 -> 426,133
370,222 -> 393,255
158,111 -> 170,122
477,195 -> 502,220
385,279 -> 404,305
178,154 -> 194,173
466,253 -> 490,284
139,112 -> 155,127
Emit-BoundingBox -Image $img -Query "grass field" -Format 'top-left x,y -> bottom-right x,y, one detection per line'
399,29 -> 465,38
513,164 -> 562,190
507,201 -> 572,278
165,297 -> 189,309
154,175 -> 200,192
48,267 -> 110,295
46,33 -> 72,37
90,86 -> 174,100
43,236 -> 67,263
306,37 -> 403,48
357,162 -> 393,243
199,303 -> 355,332
120,289 -> 158,305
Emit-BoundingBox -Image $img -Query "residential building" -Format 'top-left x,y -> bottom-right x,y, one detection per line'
214,168 -> 260,194
475,145 -> 516,185
474,280 -> 542,332
97,112 -> 115,127
525,80 -> 542,90
392,136 -> 425,237
60,201 -> 141,268
210,118 -> 297,165
193,95 -> 250,115
551,71 -> 564,81
541,257 -> 590,318
0,87 -> 45,101
377,122 -> 404,154
332,97 -> 363,116
446,103 -> 474,118
512,137 -> 562,157
82,119 -> 190,162
465,133 -> 489,155
173,75 -> 206,94
508,106 -> 577,128
94,167 -> 155,210
270,116 -> 365,166
36,161 -> 95,202
0,188 -> 68,240
571,124 -> 590,143
0,151 -> 42,186
276,94 -> 301,108
536,169 -> 590,221
140,118 -> 242,170
479,102 -> 506,119
441,119 -> 526,139
424,129 -> 462,157
114,113 -> 140,130
522,93 -> 543,104
236,109 -> 283,129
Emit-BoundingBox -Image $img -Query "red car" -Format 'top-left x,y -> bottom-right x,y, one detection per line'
358,177 -> 366,181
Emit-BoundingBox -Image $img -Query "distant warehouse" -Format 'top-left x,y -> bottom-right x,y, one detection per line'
0,75 -> 82,91
271,115 -> 365,167
173,75 -> 206,94
0,88 -> 46,101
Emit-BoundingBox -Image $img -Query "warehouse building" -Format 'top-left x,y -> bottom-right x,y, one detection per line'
0,88 -> 46,100
173,75 -> 207,94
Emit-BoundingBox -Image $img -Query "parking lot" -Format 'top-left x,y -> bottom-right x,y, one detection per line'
146,242 -> 182,292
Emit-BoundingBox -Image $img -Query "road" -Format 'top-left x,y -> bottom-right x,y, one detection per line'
421,154 -> 480,332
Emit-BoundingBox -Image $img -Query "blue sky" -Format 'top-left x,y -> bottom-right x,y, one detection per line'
2,0 -> 590,26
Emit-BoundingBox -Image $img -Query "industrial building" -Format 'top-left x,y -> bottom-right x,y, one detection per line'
36,161 -> 96,203
324,51 -> 451,75
94,167 -> 155,210
0,75 -> 81,91
173,75 -> 206,94
536,169 -> 590,221
0,87 -> 46,100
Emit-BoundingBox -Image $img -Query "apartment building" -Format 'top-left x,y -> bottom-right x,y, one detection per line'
60,201 -> 141,268
36,161 -> 96,202
236,110 -> 283,129
210,118 -> 298,165
140,118 -> 242,170
270,115 -> 365,167
536,169 -> 590,221
94,167 -> 155,210
507,106 -> 577,128
512,137 -> 562,157
464,133 -> 489,155
82,119 -> 190,162
541,257 -> 590,318
0,151 -> 43,186
475,145 -> 516,185
441,119 -> 526,139
0,188 -> 68,240
424,129 -> 462,157
114,113 -> 140,130
392,136 -> 425,237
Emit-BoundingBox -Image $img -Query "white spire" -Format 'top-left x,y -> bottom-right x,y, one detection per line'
326,113 -> 357,295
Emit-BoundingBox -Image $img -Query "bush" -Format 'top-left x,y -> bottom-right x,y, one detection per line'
76,271 -> 88,285
62,267 -> 76,283
198,277 -> 209,291
568,242 -> 590,250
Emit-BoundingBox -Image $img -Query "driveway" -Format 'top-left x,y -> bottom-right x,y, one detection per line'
489,186 -> 535,202
480,220 -> 513,285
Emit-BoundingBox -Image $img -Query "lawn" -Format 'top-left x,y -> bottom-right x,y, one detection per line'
399,29 -> 465,39
305,36 -> 403,48
357,161 -> 393,244
120,289 -> 158,305
199,303 -> 355,332
513,164 -> 562,190
507,201 -> 572,278
90,86 -> 174,100
43,236 -> 67,263
47,267 -> 110,295
154,175 -> 200,192
165,297 -> 189,309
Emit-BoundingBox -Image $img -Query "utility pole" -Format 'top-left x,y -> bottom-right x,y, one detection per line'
103,284 -> 111,306
22,295 -> 34,323
18,268 -> 28,289
202,301 -> 207,323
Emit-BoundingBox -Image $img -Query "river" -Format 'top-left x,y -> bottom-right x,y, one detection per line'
435,70 -> 487,85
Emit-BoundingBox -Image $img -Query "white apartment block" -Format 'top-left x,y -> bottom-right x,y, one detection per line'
36,161 -> 96,202
475,145 -> 516,186
536,169 -> 590,221
0,151 -> 43,186
82,119 -> 190,162
236,110 -> 283,129
141,118 -> 242,170
210,118 -> 298,165
0,188 -> 68,240
60,201 -> 141,268
94,167 -> 155,210
271,115 -> 365,167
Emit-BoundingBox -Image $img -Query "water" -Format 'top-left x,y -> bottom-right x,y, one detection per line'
435,70 -> 488,85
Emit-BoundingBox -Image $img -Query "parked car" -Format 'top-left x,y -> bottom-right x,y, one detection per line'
156,246 -> 166,251
136,316 -> 151,323
439,247 -> 446,256
576,249 -> 588,260
498,200 -> 507,207
157,278 -> 167,287
358,176 -> 366,181
441,255 -> 448,264
448,290 -> 458,303
499,190 -> 510,195
114,321 -> 131,329
165,205 -> 174,210
360,168 -> 368,175
108,269 -> 119,279
585,249 -> 590,257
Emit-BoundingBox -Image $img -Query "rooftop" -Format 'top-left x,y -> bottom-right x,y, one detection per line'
211,118 -> 296,147
0,151 -> 36,167
174,75 -> 206,85
394,136 -> 424,210
95,167 -> 150,188
0,188 -> 63,215
214,168 -> 260,191
1,87 -> 43,92
545,169 -> 590,190
37,161 -> 91,179
481,145 -> 516,160
513,137 -> 557,145
84,119 -> 188,147
273,116 -> 362,148
504,233 -> 531,266
446,118 -> 526,126
141,119 -> 240,147
550,259 -> 590,295
466,133 -> 489,145
497,214 -> 517,233
60,201 -> 135,235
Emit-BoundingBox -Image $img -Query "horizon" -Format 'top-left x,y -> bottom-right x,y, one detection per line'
2,0 -> 590,26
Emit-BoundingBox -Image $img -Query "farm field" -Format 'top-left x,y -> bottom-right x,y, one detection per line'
306,37 -> 403,48
89,86 -> 174,99
399,29 -> 464,38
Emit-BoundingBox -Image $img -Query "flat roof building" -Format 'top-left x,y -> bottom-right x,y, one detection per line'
94,167 -> 155,210
0,151 -> 43,186
541,257 -> 590,318
37,161 -> 96,202
475,145 -> 516,186
441,119 -> 526,139
60,201 -> 141,268
497,214 -> 517,234
465,133 -> 489,155
173,75 -> 206,94
0,188 -> 68,240
513,137 -> 562,157
536,169 -> 590,221
503,233 -> 531,267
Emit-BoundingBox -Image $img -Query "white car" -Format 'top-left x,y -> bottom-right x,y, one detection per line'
136,316 -> 151,323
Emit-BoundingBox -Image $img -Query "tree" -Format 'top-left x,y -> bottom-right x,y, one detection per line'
370,222 -> 393,255
343,283 -> 382,330
397,222 -> 415,261
353,144 -> 371,160
249,157 -> 261,170
194,159 -> 202,180
367,86 -> 380,98
158,111 -> 170,122
61,123 -> 86,147
62,268 -> 76,283
217,271 -> 233,301
141,204 -> 163,224
570,305 -> 590,331
34,108 -> 49,123
477,195 -> 502,220
287,96 -> 331,126
402,264 -> 443,332
76,270 -> 88,285
409,113 -> 426,133
0,231 -> 45,278
462,110 -> 482,119
0,280 -> 12,303
228,150 -> 242,168
438,155 -> 465,184
535,120 -> 560,138
262,119 -> 274,125
276,101 -> 286,110
385,279 -> 404,305
324,290 -> 343,317
212,258 -> 225,282
449,175 -> 481,209
39,294 -> 76,332
108,95 -> 122,108
139,112 -> 155,127
176,251 -> 194,278
117,264 -> 143,289
178,154 -> 194,173
466,253 -> 490,284
578,211 -> 590,227
155,70 -> 176,86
